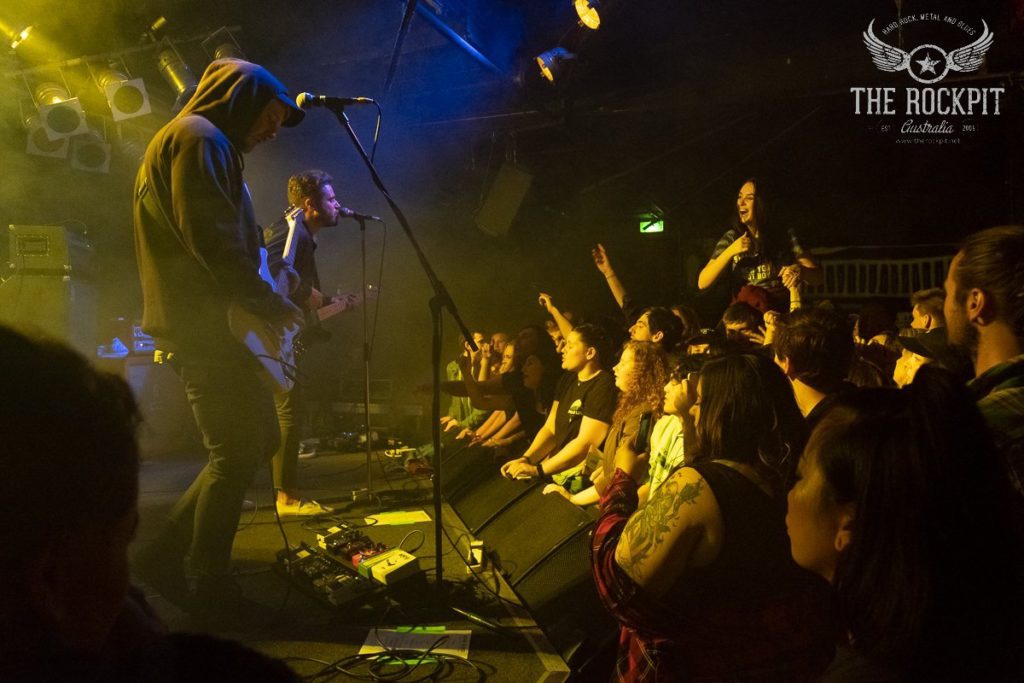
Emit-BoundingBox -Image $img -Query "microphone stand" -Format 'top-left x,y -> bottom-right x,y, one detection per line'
327,104 -> 477,606
349,214 -> 376,505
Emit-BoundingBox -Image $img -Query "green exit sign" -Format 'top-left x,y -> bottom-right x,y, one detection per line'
639,214 -> 664,234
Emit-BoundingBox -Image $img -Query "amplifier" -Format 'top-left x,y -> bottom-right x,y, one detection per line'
7,224 -> 93,277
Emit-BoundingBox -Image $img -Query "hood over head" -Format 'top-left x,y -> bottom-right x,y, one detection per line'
177,58 -> 303,148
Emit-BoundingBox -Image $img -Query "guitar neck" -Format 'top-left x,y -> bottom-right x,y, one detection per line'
317,299 -> 349,322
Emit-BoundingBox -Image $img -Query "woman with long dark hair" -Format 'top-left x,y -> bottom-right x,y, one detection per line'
786,368 -> 1023,680
697,178 -> 820,311
592,353 -> 835,681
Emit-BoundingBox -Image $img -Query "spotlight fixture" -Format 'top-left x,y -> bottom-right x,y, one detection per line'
144,16 -> 168,43
156,45 -> 198,112
536,47 -> 575,82
202,28 -> 245,60
574,0 -> 601,30
10,24 -> 33,50
94,65 -> 151,121
70,126 -> 111,174
23,110 -> 69,158
33,82 -> 88,139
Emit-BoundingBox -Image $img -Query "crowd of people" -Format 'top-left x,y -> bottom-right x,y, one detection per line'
2,75 -> 1023,680
436,181 -> 1024,680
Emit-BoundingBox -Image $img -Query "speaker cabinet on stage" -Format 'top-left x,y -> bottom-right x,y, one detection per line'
1,225 -> 96,354
0,274 -> 96,355
475,163 -> 532,237
513,522 -> 617,669
7,224 -> 93,277
443,461 -> 618,668
443,446 -> 539,533
474,482 -> 595,584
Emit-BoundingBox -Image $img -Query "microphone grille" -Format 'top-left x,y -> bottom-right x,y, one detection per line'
295,92 -> 315,110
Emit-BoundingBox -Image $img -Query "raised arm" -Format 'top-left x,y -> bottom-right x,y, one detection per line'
538,293 -> 574,340
592,243 -> 628,309
698,232 -> 750,290
460,356 -> 514,412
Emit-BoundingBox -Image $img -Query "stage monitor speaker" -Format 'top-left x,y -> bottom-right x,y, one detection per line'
442,459 -> 617,671
474,483 -> 594,584
512,521 -> 618,669
475,163 -> 532,237
440,441 -> 492,500
447,459 -> 539,533
0,274 -> 96,355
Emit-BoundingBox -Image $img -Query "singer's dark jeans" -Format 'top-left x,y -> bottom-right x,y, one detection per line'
271,384 -> 303,495
148,350 -> 277,578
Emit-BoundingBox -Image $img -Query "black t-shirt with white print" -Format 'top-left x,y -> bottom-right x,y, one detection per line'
552,370 -> 617,450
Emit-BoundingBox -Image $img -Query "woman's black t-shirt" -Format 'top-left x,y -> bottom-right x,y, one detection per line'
552,370 -> 617,449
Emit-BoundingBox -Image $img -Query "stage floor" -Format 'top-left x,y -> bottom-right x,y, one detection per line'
132,447 -> 570,682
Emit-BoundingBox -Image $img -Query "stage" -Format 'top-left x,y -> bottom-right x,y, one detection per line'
133,443 -> 609,681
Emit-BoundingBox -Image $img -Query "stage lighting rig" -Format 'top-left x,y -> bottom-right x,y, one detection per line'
574,0 -> 601,30
33,80 -> 88,139
92,63 -> 151,121
536,47 -> 576,82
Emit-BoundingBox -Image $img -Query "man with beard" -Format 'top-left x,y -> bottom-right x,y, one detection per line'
943,225 -> 1024,497
264,170 -> 347,516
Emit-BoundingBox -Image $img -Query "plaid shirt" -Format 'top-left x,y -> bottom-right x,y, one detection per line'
970,354 -> 1024,497
591,468 -> 833,682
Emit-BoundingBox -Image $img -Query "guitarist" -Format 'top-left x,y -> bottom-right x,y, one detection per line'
264,170 -> 343,516
131,59 -> 304,612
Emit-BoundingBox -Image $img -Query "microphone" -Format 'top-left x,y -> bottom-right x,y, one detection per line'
295,92 -> 376,110
340,207 -> 383,222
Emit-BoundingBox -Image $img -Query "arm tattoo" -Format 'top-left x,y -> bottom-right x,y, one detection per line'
618,476 -> 704,583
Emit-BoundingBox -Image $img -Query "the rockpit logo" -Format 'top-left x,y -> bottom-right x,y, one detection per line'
851,14 -> 1003,144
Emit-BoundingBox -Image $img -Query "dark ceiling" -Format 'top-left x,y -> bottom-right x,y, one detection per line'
1,0 -> 1021,388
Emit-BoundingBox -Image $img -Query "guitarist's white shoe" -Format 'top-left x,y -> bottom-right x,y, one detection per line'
277,499 -> 333,517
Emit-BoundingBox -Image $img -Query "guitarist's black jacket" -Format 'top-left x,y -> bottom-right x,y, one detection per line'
132,58 -> 302,359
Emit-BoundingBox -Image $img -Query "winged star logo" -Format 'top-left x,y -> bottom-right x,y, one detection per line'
862,19 -> 993,84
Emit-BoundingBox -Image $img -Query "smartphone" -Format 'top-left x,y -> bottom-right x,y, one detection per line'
632,412 -> 655,454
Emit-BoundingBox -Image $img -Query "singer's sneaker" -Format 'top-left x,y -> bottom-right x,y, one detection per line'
277,499 -> 333,517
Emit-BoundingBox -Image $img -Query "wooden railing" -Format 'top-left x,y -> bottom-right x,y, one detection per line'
806,255 -> 953,299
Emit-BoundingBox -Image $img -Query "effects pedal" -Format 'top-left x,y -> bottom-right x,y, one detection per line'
275,543 -> 382,608
357,548 -> 422,585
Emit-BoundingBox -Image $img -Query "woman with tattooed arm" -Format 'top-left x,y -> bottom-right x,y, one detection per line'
591,353 -> 835,681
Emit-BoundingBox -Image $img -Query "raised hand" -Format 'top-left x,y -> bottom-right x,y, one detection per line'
780,264 -> 803,289
591,243 -> 614,277
538,292 -> 556,313
727,232 -> 753,258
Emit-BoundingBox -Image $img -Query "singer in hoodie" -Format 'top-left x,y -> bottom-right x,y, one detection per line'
131,58 -> 304,611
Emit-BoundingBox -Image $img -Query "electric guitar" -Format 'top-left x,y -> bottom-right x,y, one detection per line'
227,207 -> 303,392
293,286 -> 379,356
